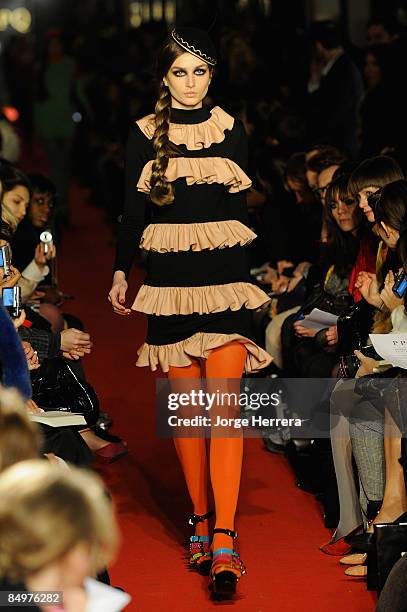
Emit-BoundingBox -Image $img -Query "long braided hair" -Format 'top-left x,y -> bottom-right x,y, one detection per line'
150,37 -> 210,206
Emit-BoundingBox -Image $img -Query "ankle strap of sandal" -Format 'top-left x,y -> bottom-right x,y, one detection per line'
188,510 -> 214,526
213,527 -> 238,538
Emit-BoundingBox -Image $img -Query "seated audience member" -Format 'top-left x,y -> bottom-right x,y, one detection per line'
1,218 -> 125,463
0,164 -> 55,301
11,173 -> 56,274
0,460 -> 128,611
324,182 -> 407,579
281,173 -> 368,378
322,158 -> 406,559
348,155 -> 404,226
254,149 -> 320,268
336,182 -> 407,578
305,144 -> 344,190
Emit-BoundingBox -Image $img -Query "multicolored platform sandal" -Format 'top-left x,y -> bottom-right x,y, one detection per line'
210,528 -> 246,599
188,510 -> 214,576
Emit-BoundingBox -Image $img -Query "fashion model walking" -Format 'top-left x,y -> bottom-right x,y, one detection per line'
109,26 -> 271,599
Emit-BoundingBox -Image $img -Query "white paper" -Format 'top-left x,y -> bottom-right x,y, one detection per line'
30,411 -> 86,427
300,308 -> 338,331
369,334 -> 407,369
84,577 -> 131,612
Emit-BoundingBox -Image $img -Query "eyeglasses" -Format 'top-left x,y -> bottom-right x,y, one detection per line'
328,198 -> 356,210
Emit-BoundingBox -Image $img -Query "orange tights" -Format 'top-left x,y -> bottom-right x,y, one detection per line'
168,342 -> 247,552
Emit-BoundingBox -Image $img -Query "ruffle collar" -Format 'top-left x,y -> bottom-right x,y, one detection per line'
136,106 -> 234,150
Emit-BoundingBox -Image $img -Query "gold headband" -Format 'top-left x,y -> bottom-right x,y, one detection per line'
171,29 -> 217,66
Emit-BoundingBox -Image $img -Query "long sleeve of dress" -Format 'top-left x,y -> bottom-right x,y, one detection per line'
114,124 -> 151,278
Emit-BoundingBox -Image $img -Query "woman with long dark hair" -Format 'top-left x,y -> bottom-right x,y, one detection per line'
108,28 -> 271,598
281,172 -> 369,379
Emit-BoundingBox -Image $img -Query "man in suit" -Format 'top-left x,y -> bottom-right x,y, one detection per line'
307,20 -> 364,159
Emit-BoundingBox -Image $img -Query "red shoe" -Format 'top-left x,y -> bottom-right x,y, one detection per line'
319,537 -> 352,556
320,524 -> 363,556
95,441 -> 128,463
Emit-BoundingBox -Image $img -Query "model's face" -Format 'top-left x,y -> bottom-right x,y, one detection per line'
2,186 -> 30,224
330,196 -> 359,232
357,186 -> 379,222
29,191 -> 53,228
164,52 -> 212,110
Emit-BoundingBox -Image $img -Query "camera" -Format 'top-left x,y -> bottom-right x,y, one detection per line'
393,271 -> 407,299
339,345 -> 379,378
0,244 -> 12,277
39,230 -> 53,255
2,286 -> 22,318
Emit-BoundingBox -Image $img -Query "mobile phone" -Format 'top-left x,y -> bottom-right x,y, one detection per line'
393,271 -> 407,298
2,286 -> 22,318
0,245 -> 12,276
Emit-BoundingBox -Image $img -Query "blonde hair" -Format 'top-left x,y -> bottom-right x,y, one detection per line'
0,386 -> 41,473
0,460 -> 119,581
0,203 -> 18,231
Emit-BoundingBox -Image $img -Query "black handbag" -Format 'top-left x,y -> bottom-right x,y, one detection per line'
31,358 -> 100,427
297,284 -> 353,318
337,299 -> 376,357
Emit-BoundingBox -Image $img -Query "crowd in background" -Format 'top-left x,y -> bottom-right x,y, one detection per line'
2,9 -> 407,609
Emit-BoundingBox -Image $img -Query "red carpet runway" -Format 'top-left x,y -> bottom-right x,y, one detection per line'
57,185 -> 376,611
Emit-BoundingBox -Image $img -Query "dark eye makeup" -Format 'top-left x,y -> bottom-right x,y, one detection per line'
172,68 -> 207,77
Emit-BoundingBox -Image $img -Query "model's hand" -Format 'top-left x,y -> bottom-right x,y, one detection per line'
108,271 -> 131,315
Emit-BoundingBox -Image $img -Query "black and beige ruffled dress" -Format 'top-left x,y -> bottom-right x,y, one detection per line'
114,106 -> 272,373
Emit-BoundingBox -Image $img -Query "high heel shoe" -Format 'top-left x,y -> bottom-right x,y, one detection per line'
319,523 -> 363,556
188,510 -> 214,576
210,528 -> 246,599
340,553 -> 367,565
345,500 -> 383,552
344,564 -> 367,577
